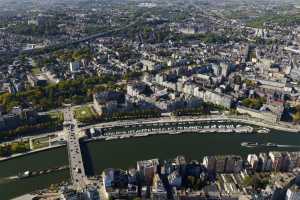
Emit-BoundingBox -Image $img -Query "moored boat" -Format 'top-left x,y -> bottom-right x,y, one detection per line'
257,128 -> 270,134
241,142 -> 258,148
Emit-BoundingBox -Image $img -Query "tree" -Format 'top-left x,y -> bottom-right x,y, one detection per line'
243,175 -> 269,190
293,112 -> 300,123
10,142 -> 29,153
241,97 -> 266,110
0,145 -> 12,157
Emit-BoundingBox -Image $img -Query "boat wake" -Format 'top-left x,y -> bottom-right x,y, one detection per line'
277,145 -> 300,148
241,142 -> 300,148
0,176 -> 16,184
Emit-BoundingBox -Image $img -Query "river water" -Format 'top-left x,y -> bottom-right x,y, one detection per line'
1,130 -> 300,199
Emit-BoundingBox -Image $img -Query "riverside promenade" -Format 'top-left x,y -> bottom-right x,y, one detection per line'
84,114 -> 300,133
1,114 -> 299,162
0,144 -> 65,162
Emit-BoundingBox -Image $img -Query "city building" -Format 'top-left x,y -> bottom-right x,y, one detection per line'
137,159 -> 159,184
286,186 -> 300,200
152,174 -> 167,199
27,74 -> 47,87
93,91 -> 125,115
269,152 -> 290,172
259,153 -> 273,172
70,61 -> 81,73
247,154 -> 259,171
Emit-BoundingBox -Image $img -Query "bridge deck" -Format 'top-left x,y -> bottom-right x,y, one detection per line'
64,108 -> 87,191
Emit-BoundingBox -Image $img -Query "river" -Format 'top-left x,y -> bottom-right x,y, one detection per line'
1,130 -> 300,199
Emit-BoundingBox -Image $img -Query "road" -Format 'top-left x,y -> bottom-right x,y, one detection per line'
64,107 -> 87,191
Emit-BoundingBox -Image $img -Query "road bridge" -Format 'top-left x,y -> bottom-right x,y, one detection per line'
64,107 -> 87,191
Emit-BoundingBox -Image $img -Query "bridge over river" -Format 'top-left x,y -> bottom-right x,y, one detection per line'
63,107 -> 88,191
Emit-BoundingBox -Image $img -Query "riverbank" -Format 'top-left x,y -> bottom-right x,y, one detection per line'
84,115 -> 300,133
0,144 -> 65,163
0,114 -> 298,162
12,194 -> 37,200
225,115 -> 299,133
85,124 -> 254,142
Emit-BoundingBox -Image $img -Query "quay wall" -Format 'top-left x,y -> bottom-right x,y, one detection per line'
1,115 -> 299,162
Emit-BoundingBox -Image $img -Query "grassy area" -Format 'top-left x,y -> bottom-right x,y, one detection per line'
31,67 -> 42,75
48,111 -> 64,122
74,106 -> 98,123
31,137 -> 50,150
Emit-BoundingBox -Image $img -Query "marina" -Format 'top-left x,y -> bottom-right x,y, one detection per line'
89,123 -> 255,142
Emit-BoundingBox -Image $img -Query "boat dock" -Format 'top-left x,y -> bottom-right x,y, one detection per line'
88,124 -> 254,141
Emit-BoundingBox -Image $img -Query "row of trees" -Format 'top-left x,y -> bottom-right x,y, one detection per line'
173,108 -> 210,116
102,109 -> 161,121
77,109 -> 162,125
80,109 -> 161,124
0,141 -> 30,157
0,114 -> 63,142
172,103 -> 226,116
